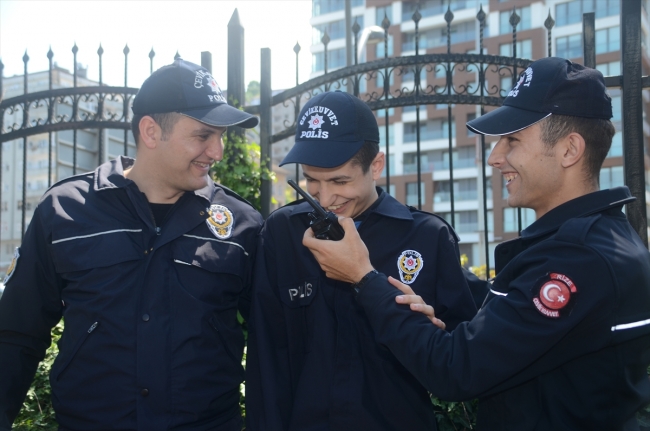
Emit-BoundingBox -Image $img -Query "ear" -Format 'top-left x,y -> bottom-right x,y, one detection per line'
370,152 -> 385,181
560,132 -> 586,169
138,116 -> 160,150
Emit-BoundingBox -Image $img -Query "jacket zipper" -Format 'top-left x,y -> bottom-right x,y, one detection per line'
55,321 -> 99,381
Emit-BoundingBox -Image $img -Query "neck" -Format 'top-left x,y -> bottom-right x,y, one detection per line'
124,160 -> 185,204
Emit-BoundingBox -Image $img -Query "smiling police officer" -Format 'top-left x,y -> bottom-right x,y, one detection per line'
245,91 -> 477,431
302,58 -> 650,430
0,59 -> 262,430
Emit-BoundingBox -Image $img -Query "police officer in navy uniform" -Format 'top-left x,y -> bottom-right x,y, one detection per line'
245,91 -> 477,430
302,57 -> 650,430
0,59 -> 262,430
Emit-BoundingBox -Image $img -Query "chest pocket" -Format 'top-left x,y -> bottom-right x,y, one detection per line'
51,229 -> 143,273
171,234 -> 248,306
279,277 -> 319,309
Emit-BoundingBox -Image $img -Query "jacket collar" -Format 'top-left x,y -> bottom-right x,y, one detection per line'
520,187 -> 634,239
289,187 -> 413,221
94,156 -> 214,202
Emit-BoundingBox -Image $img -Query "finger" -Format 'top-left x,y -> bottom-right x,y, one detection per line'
302,227 -> 316,247
395,294 -> 424,305
388,276 -> 415,295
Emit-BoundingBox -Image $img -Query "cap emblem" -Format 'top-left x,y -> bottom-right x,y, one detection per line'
308,114 -> 324,130
206,204 -> 234,239
299,105 -> 339,126
508,67 -> 533,98
397,250 -> 424,284
532,272 -> 577,318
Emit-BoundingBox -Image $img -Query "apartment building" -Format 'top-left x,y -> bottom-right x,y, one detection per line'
0,65 -> 136,268
307,0 -> 650,266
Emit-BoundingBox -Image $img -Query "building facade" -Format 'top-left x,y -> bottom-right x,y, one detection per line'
306,0 -> 650,267
1,65 -> 136,268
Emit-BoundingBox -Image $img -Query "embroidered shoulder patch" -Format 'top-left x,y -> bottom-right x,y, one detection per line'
206,204 -> 234,239
532,272 -> 577,318
3,247 -> 20,284
397,250 -> 424,285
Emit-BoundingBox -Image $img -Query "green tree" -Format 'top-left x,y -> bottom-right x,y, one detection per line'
245,80 -> 260,104
211,133 -> 275,211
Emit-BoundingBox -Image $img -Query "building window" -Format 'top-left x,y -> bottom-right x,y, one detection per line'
404,118 -> 455,142
499,40 -> 532,60
499,7 -> 532,35
555,0 -> 620,27
402,22 -> 475,52
377,123 -> 395,144
434,178 -> 477,203
376,4 -> 392,25
402,0 -> 476,21
312,48 -> 347,72
376,34 -> 394,57
406,182 -> 426,206
611,95 -> 621,123
440,210 -> 478,233
503,207 -> 536,232
312,16 -> 364,44
600,165 -> 624,189
607,132 -> 623,158
380,183 -> 396,196
596,26 -> 620,54
556,34 -> 582,59
313,0 -> 363,16
596,61 -> 621,77
376,108 -> 395,118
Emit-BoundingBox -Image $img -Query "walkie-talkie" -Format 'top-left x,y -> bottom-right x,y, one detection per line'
288,179 -> 345,241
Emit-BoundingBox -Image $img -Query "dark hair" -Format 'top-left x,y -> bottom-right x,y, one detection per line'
538,114 -> 615,182
131,112 -> 182,145
348,141 -> 380,174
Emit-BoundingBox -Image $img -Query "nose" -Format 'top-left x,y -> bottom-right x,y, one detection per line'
205,134 -> 224,162
307,182 -> 334,208
487,138 -> 505,168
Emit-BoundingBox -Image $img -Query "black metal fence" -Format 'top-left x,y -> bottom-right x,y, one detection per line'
0,1 -> 648,273
249,1 -> 649,271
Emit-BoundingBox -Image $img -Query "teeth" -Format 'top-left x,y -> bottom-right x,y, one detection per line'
505,174 -> 518,183
194,162 -> 210,168
328,203 -> 344,210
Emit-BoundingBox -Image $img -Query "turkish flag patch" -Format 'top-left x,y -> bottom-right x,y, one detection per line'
532,273 -> 577,318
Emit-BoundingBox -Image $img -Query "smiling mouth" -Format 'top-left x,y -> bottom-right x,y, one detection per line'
192,161 -> 212,169
327,202 -> 348,212
504,173 -> 518,184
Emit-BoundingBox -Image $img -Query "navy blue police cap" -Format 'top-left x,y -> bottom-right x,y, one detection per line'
467,57 -> 612,136
132,59 -> 258,129
280,91 -> 379,168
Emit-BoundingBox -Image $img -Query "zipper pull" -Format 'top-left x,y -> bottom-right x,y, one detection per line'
156,227 -> 161,235
88,322 -> 99,333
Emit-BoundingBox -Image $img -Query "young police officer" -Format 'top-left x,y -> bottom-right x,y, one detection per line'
0,59 -> 262,430
303,57 -> 650,430
245,91 -> 477,430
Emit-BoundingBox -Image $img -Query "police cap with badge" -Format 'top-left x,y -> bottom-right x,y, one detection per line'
466,56 -> 612,136
132,58 -> 259,129
280,91 -> 379,168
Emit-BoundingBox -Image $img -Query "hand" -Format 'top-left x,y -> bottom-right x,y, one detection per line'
302,217 -> 374,283
390,276 -> 446,330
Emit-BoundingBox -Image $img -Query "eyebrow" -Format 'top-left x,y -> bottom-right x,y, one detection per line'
303,173 -> 353,182
191,126 -> 226,136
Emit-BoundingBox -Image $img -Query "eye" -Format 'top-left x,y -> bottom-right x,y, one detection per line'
333,180 -> 348,186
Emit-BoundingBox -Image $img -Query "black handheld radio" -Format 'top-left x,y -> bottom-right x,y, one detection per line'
287,180 -> 345,241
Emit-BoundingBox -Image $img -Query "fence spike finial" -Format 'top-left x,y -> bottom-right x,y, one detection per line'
477,4 -> 486,23
381,12 -> 391,30
444,6 -> 454,23
544,9 -> 555,30
47,46 -> 54,59
174,51 -> 181,60
509,7 -> 521,28
97,44 -> 104,56
123,44 -> 130,55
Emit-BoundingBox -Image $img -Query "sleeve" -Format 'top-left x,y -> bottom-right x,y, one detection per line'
356,241 -> 616,401
462,268 -> 490,309
0,204 -> 63,428
423,224 -> 478,331
238,218 -> 264,322
245,224 -> 293,431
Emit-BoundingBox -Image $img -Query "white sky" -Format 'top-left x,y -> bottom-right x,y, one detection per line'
0,0 -> 313,92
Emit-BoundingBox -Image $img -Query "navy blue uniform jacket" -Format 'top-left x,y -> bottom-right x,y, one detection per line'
354,187 -> 650,430
246,190 -> 477,430
0,157 -> 262,430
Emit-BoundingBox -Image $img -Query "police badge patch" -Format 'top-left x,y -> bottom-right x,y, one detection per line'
3,247 -> 20,284
397,250 -> 423,284
206,204 -> 234,239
